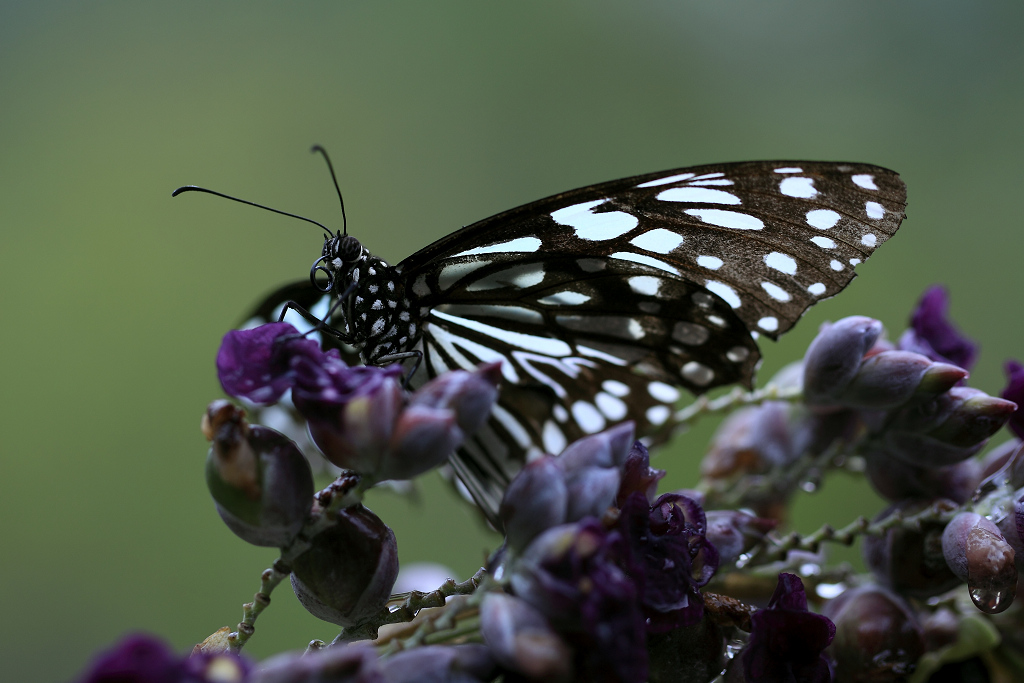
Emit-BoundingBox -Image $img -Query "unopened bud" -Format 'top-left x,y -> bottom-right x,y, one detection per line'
306,376 -> 404,474
290,504 -> 399,627
942,512 -> 1017,614
803,316 -> 883,406
556,422 -> 634,471
824,585 -> 924,683
617,441 -> 665,506
863,450 -> 981,504
705,510 -> 778,567
384,405 -> 463,480
203,401 -> 314,548
480,593 -> 573,682
408,363 -> 501,436
701,402 -> 795,479
838,351 -> 941,410
500,457 -> 569,552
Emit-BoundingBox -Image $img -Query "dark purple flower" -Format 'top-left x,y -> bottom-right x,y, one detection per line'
74,633 -> 250,683
898,286 -> 978,371
217,323 -> 324,404
1001,359 -> 1024,439
741,573 -> 835,683
510,520 -> 647,683
615,441 -> 665,507
617,492 -> 719,633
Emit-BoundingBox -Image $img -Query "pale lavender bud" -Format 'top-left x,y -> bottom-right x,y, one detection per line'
383,405 -> 463,480
379,644 -> 497,683
480,593 -> 573,682
863,450 -> 981,504
499,456 -> 569,552
942,512 -> 1017,613
616,441 -> 665,506
563,465 -> 621,522
979,439 -> 1024,490
203,401 -> 314,548
701,402 -> 795,479
556,422 -> 634,471
705,510 -> 778,566
803,316 -> 883,406
290,504 -> 399,627
253,644 -> 381,683
306,376 -> 404,473
839,351 -> 953,410
995,491 -> 1024,569
408,362 -> 501,436
823,585 -> 924,683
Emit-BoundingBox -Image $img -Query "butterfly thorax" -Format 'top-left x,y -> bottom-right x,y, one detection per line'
322,235 -> 421,364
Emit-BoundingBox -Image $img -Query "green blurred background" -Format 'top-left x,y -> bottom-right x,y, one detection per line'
2,2 -> 1022,680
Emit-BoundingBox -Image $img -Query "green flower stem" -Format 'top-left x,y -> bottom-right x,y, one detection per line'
376,594 -> 483,655
223,473 -> 365,652
746,498 -> 960,566
336,567 -> 489,644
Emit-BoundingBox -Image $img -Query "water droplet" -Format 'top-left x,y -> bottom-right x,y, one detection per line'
800,480 -> 817,493
735,552 -> 753,568
969,583 -> 1013,614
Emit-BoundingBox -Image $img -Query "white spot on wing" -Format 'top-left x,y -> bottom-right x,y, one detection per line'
595,392 -> 628,421
865,201 -> 885,219
682,362 -> 714,386
761,282 -> 791,302
412,274 -> 430,297
705,281 -> 742,309
538,290 -> 591,306
610,252 -> 680,275
758,316 -> 779,332
630,228 -> 684,254
648,381 -> 680,403
726,346 -> 750,362
780,177 -> 817,198
646,405 -> 671,426
830,260 -> 844,271
697,255 -> 724,270
849,258 -> 861,266
685,209 -> 764,231
438,260 -> 490,290
764,252 -> 797,275
672,322 -> 710,345
551,199 -> 639,241
852,174 -> 878,190
628,276 -> 661,297
572,401 -> 606,434
806,209 -> 841,230
465,265 -> 545,292
543,421 -> 567,454
774,167 -> 802,174
452,237 -> 542,258
810,236 -> 836,249
601,379 -> 630,397
808,282 -> 826,296
658,187 -> 741,205
861,233 -> 877,247
637,172 -> 696,188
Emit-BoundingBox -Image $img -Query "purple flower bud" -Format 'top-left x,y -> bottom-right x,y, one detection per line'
203,402 -> 314,548
863,449 -> 981,504
738,573 -> 835,683
384,405 -> 463,480
290,504 -> 399,627
823,585 -> 924,683
217,323 -> 323,404
701,402 -> 796,479
556,422 -> 634,471
254,644 -> 383,683
995,490 -> 1024,570
1001,359 -> 1024,439
379,645 -> 497,683
616,441 -> 665,506
704,510 -> 778,567
480,593 -> 573,682
618,492 -> 718,632
408,363 -> 501,436
899,285 -> 978,371
802,316 -> 883,407
942,512 -> 1017,614
838,351 -> 958,410
979,439 -> 1024,489
499,456 -> 569,552
74,633 -> 251,683
863,499 -> 961,599
510,520 -> 648,683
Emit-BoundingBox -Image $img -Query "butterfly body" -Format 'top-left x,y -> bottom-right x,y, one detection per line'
245,160 -> 907,521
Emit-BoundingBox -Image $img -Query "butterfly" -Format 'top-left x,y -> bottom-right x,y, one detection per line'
198,156 -> 907,524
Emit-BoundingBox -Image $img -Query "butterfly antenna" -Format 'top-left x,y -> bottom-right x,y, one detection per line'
310,145 -> 348,236
171,186 -> 332,235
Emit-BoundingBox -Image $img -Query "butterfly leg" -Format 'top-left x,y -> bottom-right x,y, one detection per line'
276,299 -> 354,345
374,350 -> 423,389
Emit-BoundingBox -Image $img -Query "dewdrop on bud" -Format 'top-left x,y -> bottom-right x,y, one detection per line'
290,504 -> 399,627
942,512 -> 1017,614
203,401 -> 314,548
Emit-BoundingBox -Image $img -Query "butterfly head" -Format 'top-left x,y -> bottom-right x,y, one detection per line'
310,232 -> 366,293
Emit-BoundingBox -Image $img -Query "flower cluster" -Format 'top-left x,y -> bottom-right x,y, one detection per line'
74,285 -> 1024,683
